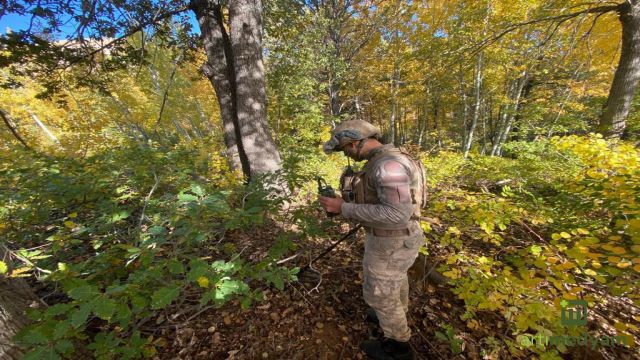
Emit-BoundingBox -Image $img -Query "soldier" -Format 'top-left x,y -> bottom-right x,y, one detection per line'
319,119 -> 425,360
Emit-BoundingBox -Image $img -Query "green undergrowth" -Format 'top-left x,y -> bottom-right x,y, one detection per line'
0,143 -> 310,359
2,134 -> 638,359
421,135 -> 639,359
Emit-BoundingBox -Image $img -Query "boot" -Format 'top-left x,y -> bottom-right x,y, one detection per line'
360,337 -> 415,360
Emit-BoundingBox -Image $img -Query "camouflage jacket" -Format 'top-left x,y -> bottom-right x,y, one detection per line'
340,144 -> 423,234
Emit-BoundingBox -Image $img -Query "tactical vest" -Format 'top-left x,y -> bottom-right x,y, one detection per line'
340,145 -> 427,230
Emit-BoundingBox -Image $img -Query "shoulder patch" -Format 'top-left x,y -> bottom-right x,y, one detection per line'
378,160 -> 411,204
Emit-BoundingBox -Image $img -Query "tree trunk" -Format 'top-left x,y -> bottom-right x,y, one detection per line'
491,72 -> 528,156
229,0 -> 282,177
459,64 -> 469,152
433,94 -> 442,149
329,77 -> 342,117
598,0 -> 640,137
28,112 -> 60,145
192,1 -> 248,174
463,52 -> 483,158
464,2 -> 490,158
0,248 -> 40,359
389,64 -> 399,145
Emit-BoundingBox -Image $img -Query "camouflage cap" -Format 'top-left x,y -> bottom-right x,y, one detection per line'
323,120 -> 381,154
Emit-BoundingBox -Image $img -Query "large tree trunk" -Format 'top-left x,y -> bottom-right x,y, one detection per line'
598,0 -> 640,137
192,1 -> 248,174
1,248 -> 40,359
229,0 -> 282,177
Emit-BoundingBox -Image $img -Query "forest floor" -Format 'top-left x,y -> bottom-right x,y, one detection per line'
142,215 -> 636,360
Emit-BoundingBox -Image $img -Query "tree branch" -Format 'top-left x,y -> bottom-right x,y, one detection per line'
62,6 -> 191,69
466,3 -> 621,61
0,109 -> 30,150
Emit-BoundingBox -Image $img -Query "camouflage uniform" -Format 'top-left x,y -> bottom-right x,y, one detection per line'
341,144 -> 425,342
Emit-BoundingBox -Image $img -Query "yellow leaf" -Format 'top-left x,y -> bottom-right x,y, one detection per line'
0,261 -> 7,274
614,322 -> 627,331
577,228 -> 590,235
559,262 -> 576,270
10,267 -> 31,277
560,232 -> 571,239
631,245 -> 640,254
608,256 -> 621,263
69,212 -> 78,218
592,261 -> 602,269
551,233 -> 562,241
584,269 -> 597,276
197,276 -> 209,288
64,221 -> 75,228
611,247 -> 626,255
634,264 -> 640,272
616,261 -> 632,269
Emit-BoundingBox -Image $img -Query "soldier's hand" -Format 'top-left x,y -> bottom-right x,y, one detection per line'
318,195 -> 344,214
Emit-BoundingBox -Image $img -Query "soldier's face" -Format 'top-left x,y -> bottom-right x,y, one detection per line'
342,141 -> 361,161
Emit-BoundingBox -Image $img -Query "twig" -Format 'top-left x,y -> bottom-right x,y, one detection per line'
184,305 -> 215,322
306,262 -> 323,294
138,171 -> 160,228
276,253 -> 300,265
517,220 -> 545,243
2,244 -> 51,274
290,282 -> 314,309
424,260 -> 440,284
410,320 -> 447,360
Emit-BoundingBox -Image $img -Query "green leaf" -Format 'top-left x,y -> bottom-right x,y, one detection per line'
131,295 -> 147,311
71,302 -> 93,328
109,210 -> 130,223
94,297 -> 117,321
54,339 -> 74,355
187,259 -> 208,281
178,192 -> 198,202
46,303 -> 72,317
22,346 -> 61,360
167,260 -> 184,275
151,285 -> 180,309
272,276 -> 284,291
530,245 -> 542,256
190,183 -> 205,196
67,285 -> 99,301
434,331 -> 447,342
53,321 -> 72,340
21,329 -> 49,345
114,302 -> 132,327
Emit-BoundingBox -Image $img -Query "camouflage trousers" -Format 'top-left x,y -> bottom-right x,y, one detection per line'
362,230 -> 424,342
